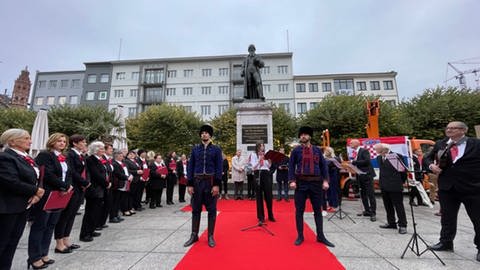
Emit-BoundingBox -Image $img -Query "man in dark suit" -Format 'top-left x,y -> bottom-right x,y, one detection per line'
374,143 -> 408,234
350,139 -> 377,222
424,121 -> 480,262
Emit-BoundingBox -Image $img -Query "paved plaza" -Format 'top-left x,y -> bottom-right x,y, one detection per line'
11,189 -> 480,270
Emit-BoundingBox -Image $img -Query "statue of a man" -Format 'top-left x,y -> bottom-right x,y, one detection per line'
241,44 -> 265,101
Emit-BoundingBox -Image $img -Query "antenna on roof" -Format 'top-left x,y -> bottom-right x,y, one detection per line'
117,38 -> 123,60
286,30 -> 290,52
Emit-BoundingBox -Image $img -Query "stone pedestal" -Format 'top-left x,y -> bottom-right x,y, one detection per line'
235,101 -> 273,156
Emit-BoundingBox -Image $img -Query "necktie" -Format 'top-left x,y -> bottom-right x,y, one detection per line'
24,156 -> 35,166
352,150 -> 357,160
57,154 -> 66,163
450,144 -> 458,161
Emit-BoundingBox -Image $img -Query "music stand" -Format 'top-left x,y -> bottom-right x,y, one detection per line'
240,220 -> 275,236
328,189 -> 356,224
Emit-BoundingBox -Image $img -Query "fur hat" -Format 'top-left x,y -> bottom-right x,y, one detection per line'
199,125 -> 213,137
298,126 -> 313,138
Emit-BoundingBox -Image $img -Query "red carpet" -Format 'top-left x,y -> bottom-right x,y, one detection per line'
180,198 -> 315,213
176,200 -> 344,270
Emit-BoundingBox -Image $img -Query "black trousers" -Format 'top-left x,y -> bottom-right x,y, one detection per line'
150,188 -> 163,206
99,188 -> 112,227
110,190 -> 121,219
166,174 -> 177,203
255,170 -> 274,221
409,185 -> 423,204
219,174 -> 228,195
234,181 -> 244,198
178,184 -> 186,202
294,180 -> 326,239
80,197 -> 103,238
381,190 -> 407,227
439,188 -> 480,248
119,191 -> 131,212
191,178 -> 217,221
55,189 -> 84,239
0,211 -> 28,270
247,174 -> 256,198
358,174 -> 376,214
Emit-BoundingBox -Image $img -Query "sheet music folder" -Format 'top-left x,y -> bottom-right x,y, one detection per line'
43,190 -> 73,211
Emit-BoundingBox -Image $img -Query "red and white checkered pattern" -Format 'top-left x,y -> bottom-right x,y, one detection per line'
362,144 -> 378,159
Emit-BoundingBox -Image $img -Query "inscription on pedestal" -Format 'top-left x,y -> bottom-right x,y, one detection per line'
242,124 -> 268,144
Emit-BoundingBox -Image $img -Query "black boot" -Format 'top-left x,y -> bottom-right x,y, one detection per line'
208,216 -> 216,248
315,212 -> 334,247
294,234 -> 304,246
184,216 -> 200,247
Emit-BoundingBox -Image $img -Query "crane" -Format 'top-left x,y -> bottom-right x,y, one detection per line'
445,58 -> 480,90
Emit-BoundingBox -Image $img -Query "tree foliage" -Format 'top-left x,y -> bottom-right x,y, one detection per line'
399,87 -> 480,140
48,105 -> 120,142
210,108 -> 237,156
0,108 -> 36,134
126,104 -> 202,156
271,105 -> 297,151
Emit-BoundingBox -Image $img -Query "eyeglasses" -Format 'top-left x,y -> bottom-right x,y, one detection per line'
445,127 -> 464,130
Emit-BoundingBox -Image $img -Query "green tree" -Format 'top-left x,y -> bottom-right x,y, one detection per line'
399,87 -> 480,140
126,104 -> 202,155
272,105 -> 297,151
47,105 -> 120,142
210,108 -> 237,156
0,108 -> 36,134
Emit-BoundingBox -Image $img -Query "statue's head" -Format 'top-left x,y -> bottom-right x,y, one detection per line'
248,44 -> 256,54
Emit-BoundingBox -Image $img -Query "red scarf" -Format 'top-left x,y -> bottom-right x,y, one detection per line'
24,155 -> 35,166
57,154 -> 66,163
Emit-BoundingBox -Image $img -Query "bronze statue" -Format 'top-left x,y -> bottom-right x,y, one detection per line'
242,44 -> 265,101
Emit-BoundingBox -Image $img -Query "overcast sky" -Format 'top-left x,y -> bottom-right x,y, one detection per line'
1,0 -> 479,100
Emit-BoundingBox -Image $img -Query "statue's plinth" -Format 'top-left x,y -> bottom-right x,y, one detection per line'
235,101 -> 273,156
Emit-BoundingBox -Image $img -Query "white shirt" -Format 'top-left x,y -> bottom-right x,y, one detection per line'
250,153 -> 270,171
54,150 -> 67,182
447,137 -> 467,163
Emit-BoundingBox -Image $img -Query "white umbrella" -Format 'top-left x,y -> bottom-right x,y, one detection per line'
110,105 -> 128,151
30,109 -> 49,158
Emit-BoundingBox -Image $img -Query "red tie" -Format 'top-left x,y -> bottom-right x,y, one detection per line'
450,144 -> 458,161
24,156 -> 35,166
352,150 -> 357,160
57,154 -> 66,163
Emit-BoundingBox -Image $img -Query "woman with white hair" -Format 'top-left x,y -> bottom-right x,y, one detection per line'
79,141 -> 109,242
0,129 -> 45,270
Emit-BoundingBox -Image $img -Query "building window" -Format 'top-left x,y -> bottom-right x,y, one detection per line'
46,96 -> 55,105
130,89 -> 138,97
144,69 -> 164,84
357,81 -> 367,91
116,72 -> 126,80
322,82 -> 332,92
201,105 -> 211,116
166,88 -> 176,96
310,102 -> 319,109
202,69 -> 212,77
218,68 -> 229,76
370,81 -> 380,90
69,95 -> 78,104
128,107 -> 137,117
114,89 -> 124,98
201,86 -> 211,95
131,72 -> 139,81
263,84 -> 271,92
98,91 -> 108,100
261,66 -> 270,75
184,69 -> 193,77
278,84 -> 289,92
71,79 -> 80,88
279,103 -> 290,113
218,86 -> 229,95
145,88 -> 163,103
297,103 -> 307,114
87,75 -> 97,83
38,80 -> 47,88
308,83 -> 318,92
58,96 -> 67,105
296,83 -> 306,93
100,74 -> 110,83
218,105 -> 229,114
35,97 -> 44,105
182,105 -> 192,113
383,80 -> 394,90
85,92 -> 95,100
183,87 -> 193,95
48,80 -> 57,89
334,79 -> 354,95
277,65 -> 288,74
167,70 -> 177,78
60,80 -> 69,88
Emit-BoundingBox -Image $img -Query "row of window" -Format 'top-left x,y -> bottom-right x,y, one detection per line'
87,74 -> 110,84
38,79 -> 81,89
295,80 -> 394,93
166,65 -> 288,78
34,95 -> 78,106
113,89 -> 138,98
179,104 -> 230,116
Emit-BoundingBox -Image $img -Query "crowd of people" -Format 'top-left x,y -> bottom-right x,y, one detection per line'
1,120 -> 479,269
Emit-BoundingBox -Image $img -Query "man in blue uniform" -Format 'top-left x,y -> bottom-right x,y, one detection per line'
289,126 -> 334,247
183,125 -> 223,248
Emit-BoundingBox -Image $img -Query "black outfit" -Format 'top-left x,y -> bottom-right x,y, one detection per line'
275,156 -> 289,200
0,149 -> 39,270
424,137 -> 480,252
376,153 -> 408,228
124,158 -> 142,210
177,160 -> 187,202
409,154 -> 423,205
148,162 -> 167,208
111,160 -> 130,218
135,157 -> 148,208
255,169 -> 274,222
220,158 -> 229,196
80,155 -> 107,241
166,157 -> 177,204
54,149 -> 88,241
29,151 -> 71,264
352,147 -> 377,216
247,173 -> 256,199
98,156 -> 113,228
